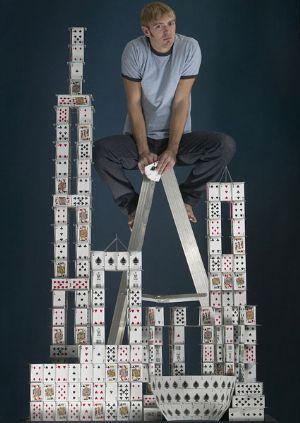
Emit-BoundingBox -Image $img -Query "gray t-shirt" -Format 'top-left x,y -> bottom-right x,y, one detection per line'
121,34 -> 201,139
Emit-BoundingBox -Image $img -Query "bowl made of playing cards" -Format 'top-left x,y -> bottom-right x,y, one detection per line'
150,375 -> 236,421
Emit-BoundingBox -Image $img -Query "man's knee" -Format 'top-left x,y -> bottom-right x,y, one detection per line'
220,134 -> 236,164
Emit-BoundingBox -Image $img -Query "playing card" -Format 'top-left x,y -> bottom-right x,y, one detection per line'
55,159 -> 69,177
244,363 -> 256,382
74,326 -> 89,344
93,364 -> 106,383
215,345 -> 223,362
53,194 -> 71,207
209,273 -> 221,290
224,362 -> 235,376
169,325 -> 185,343
225,344 -> 235,362
231,201 -> 245,219
93,401 -> 105,421
130,401 -> 143,421
106,345 -> 117,363
79,345 -> 93,364
71,194 -> 90,207
130,345 -> 143,363
52,308 -> 65,326
118,345 -> 130,363
55,364 -> 68,383
56,106 -> 70,124
244,326 -> 257,344
207,183 -> 220,201
76,239 -> 90,258
232,182 -> 245,200
118,382 -> 130,401
30,401 -> 43,421
75,308 -> 90,326
128,270 -> 142,288
56,383 -> 68,401
117,251 -> 130,270
81,383 -> 93,401
106,382 -> 118,402
215,326 -> 224,344
224,325 -> 234,344
129,252 -> 142,270
170,307 -> 186,326
131,381 -> 142,401
92,270 -> 105,288
170,362 -> 185,376
128,307 -> 142,326
209,255 -> 221,273
145,161 -> 161,182
78,106 -> 93,124
131,364 -> 143,381
234,290 -> 247,306
54,242 -> 68,260
145,307 -> 164,326
128,326 -> 142,344
92,345 -> 106,363
209,291 -> 222,307
92,307 -> 105,325
55,177 -> 69,194
220,182 -> 232,201
208,219 -> 222,236
118,363 -> 130,382
75,260 -> 90,278
70,62 -> 84,79
77,177 -> 91,194
202,326 -> 214,344
30,383 -> 43,401
80,400 -> 93,421
93,383 -> 105,401
233,254 -> 246,272
104,252 -> 117,271
92,289 -> 105,307
232,236 -> 246,254
92,325 -> 105,344
68,402 -> 81,421
245,345 -> 256,363
56,124 -> 69,142
75,290 -> 90,308
170,344 -> 185,362
128,289 -> 142,307
202,344 -> 214,362
213,307 -> 223,325
77,207 -> 90,224
68,364 -> 80,383
52,290 -> 66,308
105,402 -> 117,421
77,124 -> 92,141
30,364 -> 43,383
43,364 -> 55,383
77,142 -> 92,159
69,278 -> 89,290
234,273 -> 247,290
106,364 -> 117,382
80,364 -> 93,382
54,260 -> 68,277
77,224 -> 90,243
222,290 -> 234,306
240,305 -> 256,325
207,201 -> 221,219
208,237 -> 222,255
52,327 -> 65,344
54,206 -> 68,224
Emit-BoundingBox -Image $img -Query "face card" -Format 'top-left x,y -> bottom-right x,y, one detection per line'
222,273 -> 234,290
92,326 -> 105,344
118,363 -> 130,382
131,364 -> 143,381
77,124 -> 92,141
74,326 -> 89,345
92,270 -> 105,288
77,224 -> 90,243
202,326 -> 214,344
52,327 -> 65,345
93,401 -> 105,421
232,237 -> 246,255
209,273 -> 221,290
77,207 -> 90,224
53,194 -> 71,207
234,272 -> 247,290
30,383 -> 43,401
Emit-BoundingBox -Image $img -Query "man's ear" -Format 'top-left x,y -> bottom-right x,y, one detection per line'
141,25 -> 150,38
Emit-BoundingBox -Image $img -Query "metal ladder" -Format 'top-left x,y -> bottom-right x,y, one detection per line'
108,168 -> 209,345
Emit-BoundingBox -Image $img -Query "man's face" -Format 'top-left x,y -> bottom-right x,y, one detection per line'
142,13 -> 176,52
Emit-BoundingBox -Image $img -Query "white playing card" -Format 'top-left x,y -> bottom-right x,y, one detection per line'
118,345 -> 130,363
117,252 -> 130,270
145,161 -> 161,182
220,182 -> 232,201
207,201 -> 221,218
92,307 -> 105,325
207,183 -> 220,201
92,326 -> 105,344
30,364 -> 43,383
80,364 -> 93,382
93,364 -> 106,383
208,237 -> 222,255
68,402 -> 80,421
91,252 -> 105,270
130,252 -> 142,270
92,270 -> 105,288
208,219 -> 222,236
128,307 -> 142,326
128,270 -> 142,288
104,252 -> 117,271
232,182 -> 245,200
56,124 -> 69,141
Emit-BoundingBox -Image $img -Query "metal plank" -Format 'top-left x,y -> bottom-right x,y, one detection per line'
142,293 -> 205,303
107,176 -> 156,344
161,169 -> 209,306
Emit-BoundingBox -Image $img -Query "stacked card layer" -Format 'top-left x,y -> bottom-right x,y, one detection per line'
229,382 -> 265,421
199,305 -> 257,379
169,307 -> 186,376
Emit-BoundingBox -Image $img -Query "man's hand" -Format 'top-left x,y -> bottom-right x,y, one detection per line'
156,148 -> 177,175
138,151 -> 158,175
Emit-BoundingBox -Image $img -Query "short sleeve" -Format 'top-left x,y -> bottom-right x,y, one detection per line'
180,38 -> 202,79
121,41 -> 143,82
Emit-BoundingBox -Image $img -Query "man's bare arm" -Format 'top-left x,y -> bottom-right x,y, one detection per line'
123,79 -> 158,174
156,78 -> 196,174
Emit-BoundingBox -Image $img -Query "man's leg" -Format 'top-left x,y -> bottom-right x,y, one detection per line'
93,134 -> 140,215
177,131 -> 236,210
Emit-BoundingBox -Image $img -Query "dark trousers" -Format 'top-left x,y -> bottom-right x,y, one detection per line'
93,131 -> 236,214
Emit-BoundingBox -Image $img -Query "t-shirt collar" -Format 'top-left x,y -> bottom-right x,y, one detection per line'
146,36 -> 174,56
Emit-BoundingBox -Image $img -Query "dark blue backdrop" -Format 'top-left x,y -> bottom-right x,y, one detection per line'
1,0 -> 299,421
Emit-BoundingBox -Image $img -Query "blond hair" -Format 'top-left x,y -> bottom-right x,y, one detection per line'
140,2 -> 176,26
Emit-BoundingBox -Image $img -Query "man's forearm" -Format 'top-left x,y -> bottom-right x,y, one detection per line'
168,99 -> 190,153
128,105 -> 149,155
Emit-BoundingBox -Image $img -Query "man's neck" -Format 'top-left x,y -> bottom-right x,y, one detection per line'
147,37 -> 174,56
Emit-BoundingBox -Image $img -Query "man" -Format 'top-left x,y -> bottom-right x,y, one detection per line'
93,2 -> 236,230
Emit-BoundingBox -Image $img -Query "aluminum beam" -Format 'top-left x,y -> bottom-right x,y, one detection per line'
107,176 -> 156,345
142,293 -> 205,303
161,169 -> 209,306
